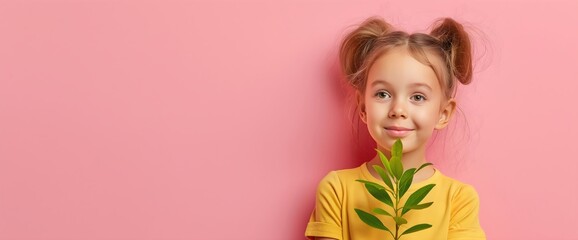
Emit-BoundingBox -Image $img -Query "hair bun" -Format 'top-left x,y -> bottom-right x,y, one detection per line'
339,16 -> 394,88
429,18 -> 473,85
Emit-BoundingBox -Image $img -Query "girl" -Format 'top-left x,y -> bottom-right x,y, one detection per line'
305,16 -> 486,240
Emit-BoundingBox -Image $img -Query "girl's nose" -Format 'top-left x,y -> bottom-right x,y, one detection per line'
388,100 -> 407,118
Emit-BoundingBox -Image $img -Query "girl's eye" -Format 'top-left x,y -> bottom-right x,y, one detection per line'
412,94 -> 427,102
375,91 -> 390,99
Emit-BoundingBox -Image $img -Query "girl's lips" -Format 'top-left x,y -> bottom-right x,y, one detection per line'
384,128 -> 412,137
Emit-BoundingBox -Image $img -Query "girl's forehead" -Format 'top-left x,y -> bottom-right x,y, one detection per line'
367,48 -> 441,91
371,79 -> 433,92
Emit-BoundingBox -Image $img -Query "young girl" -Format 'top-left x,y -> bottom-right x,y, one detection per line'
305,16 -> 486,240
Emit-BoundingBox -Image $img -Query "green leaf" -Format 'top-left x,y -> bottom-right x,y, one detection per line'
355,179 -> 385,190
392,138 -> 403,160
389,155 -> 403,180
365,183 -> 393,207
372,207 -> 393,217
403,202 -> 433,212
400,224 -> 432,236
416,162 -> 433,173
373,165 -> 394,190
393,216 -> 408,225
376,148 -> 394,177
398,168 -> 416,199
354,208 -> 392,234
390,139 -> 404,179
402,184 -> 436,215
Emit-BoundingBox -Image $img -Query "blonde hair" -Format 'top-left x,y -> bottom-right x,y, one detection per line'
339,16 -> 473,101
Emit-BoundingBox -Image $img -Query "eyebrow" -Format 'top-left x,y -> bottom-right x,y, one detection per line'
371,79 -> 432,91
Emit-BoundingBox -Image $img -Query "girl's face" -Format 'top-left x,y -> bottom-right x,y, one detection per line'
358,46 -> 456,154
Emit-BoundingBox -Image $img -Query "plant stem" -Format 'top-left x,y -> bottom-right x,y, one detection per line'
394,178 -> 400,240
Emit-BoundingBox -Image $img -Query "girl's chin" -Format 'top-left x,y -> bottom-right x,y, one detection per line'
378,138 -> 413,149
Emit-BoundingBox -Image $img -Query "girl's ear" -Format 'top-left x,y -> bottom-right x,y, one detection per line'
435,98 -> 457,130
356,91 -> 368,124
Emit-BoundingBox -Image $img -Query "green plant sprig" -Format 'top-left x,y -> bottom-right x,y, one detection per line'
354,139 -> 436,240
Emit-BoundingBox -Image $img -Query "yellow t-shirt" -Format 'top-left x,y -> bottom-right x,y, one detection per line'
305,162 -> 486,240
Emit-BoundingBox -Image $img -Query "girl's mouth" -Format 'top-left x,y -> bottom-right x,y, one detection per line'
384,128 -> 412,137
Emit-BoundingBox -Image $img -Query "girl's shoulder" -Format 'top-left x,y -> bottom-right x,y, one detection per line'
435,170 -> 481,201
313,163 -> 369,194
318,162 -> 367,182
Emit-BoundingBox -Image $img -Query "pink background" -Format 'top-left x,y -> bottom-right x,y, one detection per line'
1,0 -> 577,239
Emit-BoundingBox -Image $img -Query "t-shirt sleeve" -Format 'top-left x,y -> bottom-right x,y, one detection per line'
448,184 -> 486,240
305,171 -> 343,240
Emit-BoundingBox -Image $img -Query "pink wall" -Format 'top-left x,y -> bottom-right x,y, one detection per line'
1,0 -> 577,239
